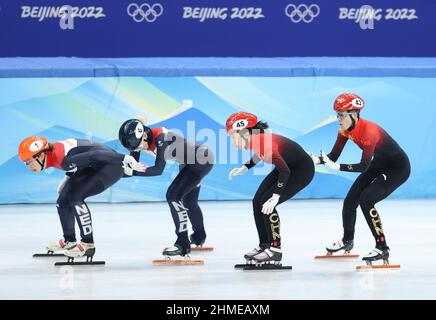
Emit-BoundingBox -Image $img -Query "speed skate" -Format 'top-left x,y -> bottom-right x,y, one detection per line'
190,245 -> 214,251
152,255 -> 204,265
33,239 -> 74,258
33,250 -> 64,258
314,251 -> 359,259
355,260 -> 400,271
315,239 -> 359,259
356,247 -> 400,271
189,234 -> 214,251
153,245 -> 204,265
235,247 -> 292,270
234,262 -> 292,271
54,246 -> 105,266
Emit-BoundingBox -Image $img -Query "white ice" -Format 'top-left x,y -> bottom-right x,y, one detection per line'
0,199 -> 435,300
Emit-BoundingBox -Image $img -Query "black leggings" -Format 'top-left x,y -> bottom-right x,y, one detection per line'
252,159 -> 314,248
56,164 -> 124,243
342,156 -> 411,247
166,163 -> 213,250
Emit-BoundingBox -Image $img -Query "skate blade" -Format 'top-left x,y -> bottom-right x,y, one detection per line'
234,263 -> 254,269
54,261 -> 105,266
152,259 -> 204,265
356,264 -> 400,271
191,246 -> 214,251
243,264 -> 292,271
315,253 -> 359,259
33,253 -> 65,258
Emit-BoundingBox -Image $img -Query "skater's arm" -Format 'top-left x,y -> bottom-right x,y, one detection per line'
130,150 -> 141,162
244,154 -> 262,169
61,150 -> 124,171
339,144 -> 375,172
133,135 -> 167,176
272,153 -> 290,195
327,133 -> 348,162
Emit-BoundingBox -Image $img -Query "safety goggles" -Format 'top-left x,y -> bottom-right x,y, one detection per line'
24,157 -> 36,166
336,111 -> 356,120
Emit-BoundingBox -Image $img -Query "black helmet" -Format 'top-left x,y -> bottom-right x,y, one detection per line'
118,119 -> 152,151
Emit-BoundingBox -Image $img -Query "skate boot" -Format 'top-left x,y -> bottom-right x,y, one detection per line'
190,229 -> 206,246
64,242 -> 95,259
54,242 -> 104,266
315,239 -> 359,259
33,239 -> 76,257
252,247 -> 282,265
234,245 -> 267,269
326,239 -> 354,253
47,239 -> 76,252
243,245 -> 267,264
356,246 -> 399,270
163,244 -> 191,257
362,246 -> 390,266
190,230 -> 214,251
154,244 -> 203,265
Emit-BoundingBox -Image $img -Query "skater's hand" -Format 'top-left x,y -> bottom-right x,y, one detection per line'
57,175 -> 70,195
122,155 -> 147,174
307,151 -> 321,165
320,150 -> 340,171
262,193 -> 280,215
228,166 -> 248,181
123,165 -> 133,176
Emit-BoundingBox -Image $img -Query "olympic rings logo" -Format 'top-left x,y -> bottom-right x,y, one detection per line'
127,3 -> 163,23
285,4 -> 320,23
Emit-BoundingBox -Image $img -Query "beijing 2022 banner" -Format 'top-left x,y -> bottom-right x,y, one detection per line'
0,0 -> 436,57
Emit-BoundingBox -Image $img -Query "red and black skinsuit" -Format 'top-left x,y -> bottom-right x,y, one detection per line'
327,118 -> 410,248
46,139 -> 125,244
244,133 -> 314,249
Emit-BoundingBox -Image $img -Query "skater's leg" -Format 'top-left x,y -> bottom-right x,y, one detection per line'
181,164 -> 213,245
253,170 -> 279,247
182,185 -> 207,245
56,181 -> 77,243
183,185 -> 202,231
359,164 -> 411,249
166,168 -> 208,252
342,170 -> 379,241
55,169 -> 95,242
254,163 -> 314,249
66,164 -> 124,243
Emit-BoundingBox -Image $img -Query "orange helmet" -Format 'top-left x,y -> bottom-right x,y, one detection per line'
18,136 -> 49,162
334,93 -> 365,112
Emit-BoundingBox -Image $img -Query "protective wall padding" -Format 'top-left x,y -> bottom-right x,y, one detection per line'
1,57 -> 436,78
1,57 -> 435,203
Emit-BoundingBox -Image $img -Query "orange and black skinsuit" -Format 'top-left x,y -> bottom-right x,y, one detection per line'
245,133 -> 314,249
328,118 -> 410,249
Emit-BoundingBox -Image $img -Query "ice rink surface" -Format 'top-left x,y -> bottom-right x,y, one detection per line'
0,199 -> 435,300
